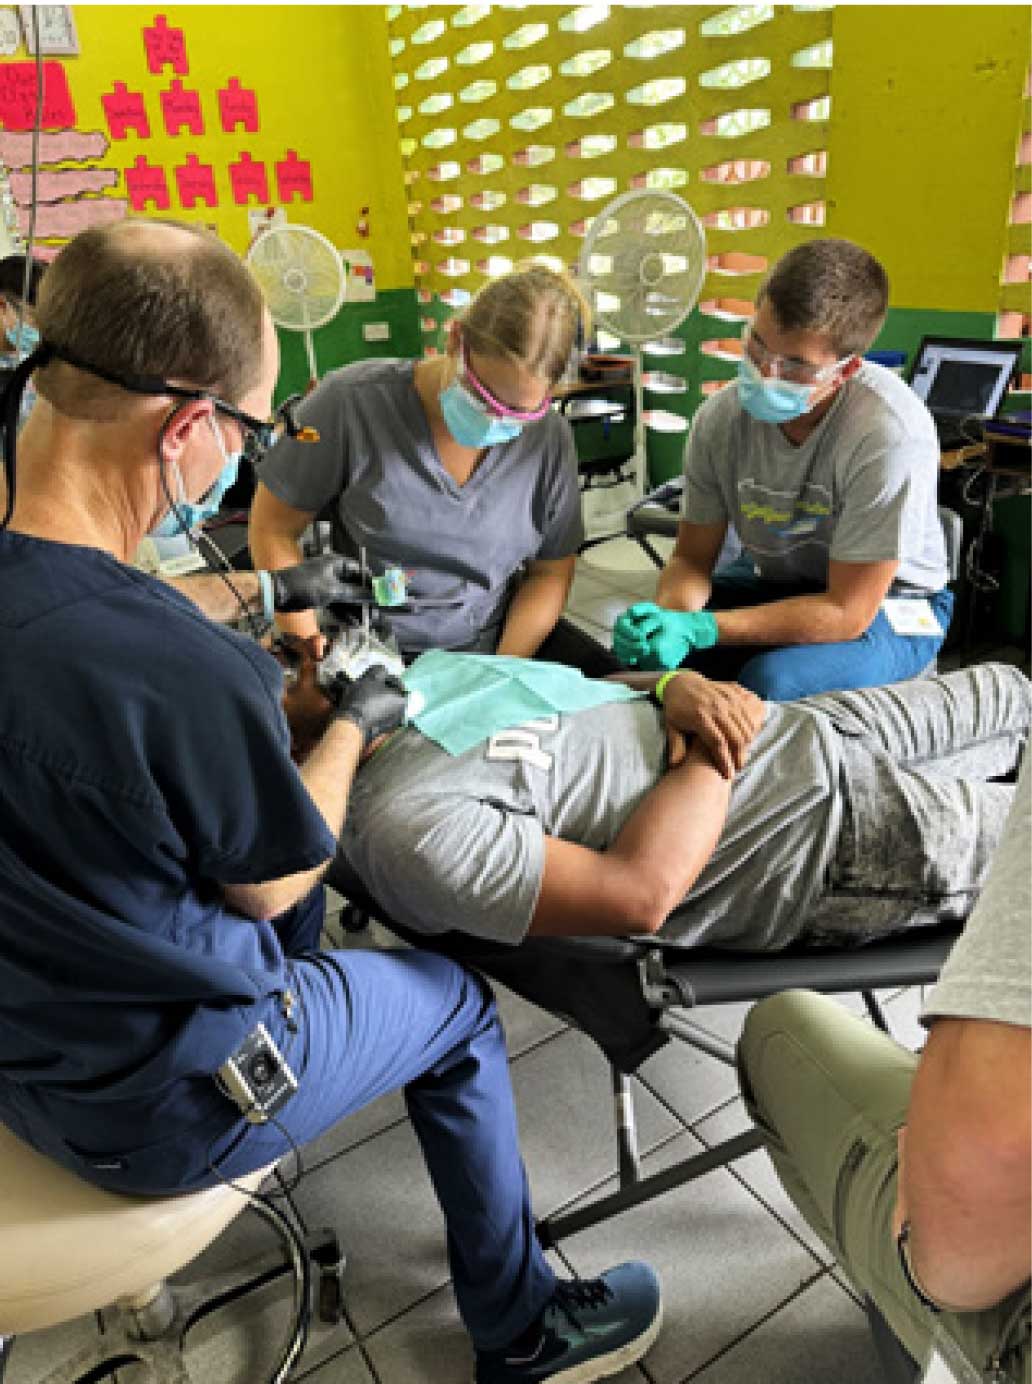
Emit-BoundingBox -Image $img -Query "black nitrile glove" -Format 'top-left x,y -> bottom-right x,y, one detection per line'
331,666 -> 409,746
268,555 -> 371,613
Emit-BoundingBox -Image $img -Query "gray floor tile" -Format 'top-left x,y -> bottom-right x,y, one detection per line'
691,1096 -> 835,1267
554,1131 -> 826,1384
299,1342 -> 378,1382
511,1028 -> 682,1218
685,1271 -> 882,1384
633,1029 -> 741,1128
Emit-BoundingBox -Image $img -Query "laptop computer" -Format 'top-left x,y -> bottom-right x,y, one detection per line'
901,334 -> 1018,448
906,336 -> 1023,451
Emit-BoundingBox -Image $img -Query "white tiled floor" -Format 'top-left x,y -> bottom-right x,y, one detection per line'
10,547 -> 922,1384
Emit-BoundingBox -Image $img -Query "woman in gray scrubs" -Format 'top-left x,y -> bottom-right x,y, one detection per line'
249,266 -> 612,671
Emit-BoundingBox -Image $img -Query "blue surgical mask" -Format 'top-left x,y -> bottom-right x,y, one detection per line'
6,321 -> 39,353
439,378 -> 523,449
736,355 -> 816,425
150,419 -> 242,538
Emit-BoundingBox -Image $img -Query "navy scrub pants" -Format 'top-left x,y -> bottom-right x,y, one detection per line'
211,896 -> 557,1352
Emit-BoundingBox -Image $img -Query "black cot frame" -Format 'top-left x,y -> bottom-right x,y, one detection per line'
326,862 -> 958,1251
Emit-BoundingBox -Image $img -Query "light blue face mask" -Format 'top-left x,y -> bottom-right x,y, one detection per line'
151,418 -> 241,538
6,321 -> 39,354
439,378 -> 523,449
736,354 -> 817,425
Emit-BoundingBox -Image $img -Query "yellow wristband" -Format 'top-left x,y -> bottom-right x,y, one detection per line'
654,671 -> 680,704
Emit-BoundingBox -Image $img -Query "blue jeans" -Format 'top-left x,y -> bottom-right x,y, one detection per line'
197,893 -> 556,1350
684,557 -> 954,701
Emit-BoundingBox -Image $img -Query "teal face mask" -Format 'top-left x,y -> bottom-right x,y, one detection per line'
736,355 -> 816,424
439,379 -> 523,448
6,322 -> 39,354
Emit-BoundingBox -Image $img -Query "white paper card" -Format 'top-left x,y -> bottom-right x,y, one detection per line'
882,598 -> 943,637
921,1348 -> 961,1384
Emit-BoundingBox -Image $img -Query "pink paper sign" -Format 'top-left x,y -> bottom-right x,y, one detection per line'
0,61 -> 76,131
229,151 -> 268,205
218,77 -> 258,134
125,154 -> 171,211
160,79 -> 203,137
174,153 -> 216,208
275,149 -> 312,203
102,81 -> 149,140
143,15 -> 188,76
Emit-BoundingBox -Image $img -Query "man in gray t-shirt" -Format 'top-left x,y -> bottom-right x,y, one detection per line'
340,658 -> 1029,952
613,240 -> 952,702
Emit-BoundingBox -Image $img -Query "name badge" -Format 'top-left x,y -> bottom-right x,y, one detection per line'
882,597 -> 943,638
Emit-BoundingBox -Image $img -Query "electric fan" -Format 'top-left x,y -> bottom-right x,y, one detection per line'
245,225 -> 347,388
577,190 -> 707,499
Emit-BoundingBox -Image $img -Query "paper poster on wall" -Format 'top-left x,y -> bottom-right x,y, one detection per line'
175,154 -> 217,209
160,78 -> 203,137
19,5 -> 78,55
0,60 -> 75,129
142,14 -> 187,76
247,205 -> 286,245
341,248 -> 376,302
219,78 -> 258,134
275,149 -> 312,203
125,155 -> 170,211
0,10 -> 21,56
1,126 -> 126,250
229,152 -> 268,206
102,81 -> 149,140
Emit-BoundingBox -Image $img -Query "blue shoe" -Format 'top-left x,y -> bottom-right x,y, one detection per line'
475,1261 -> 662,1383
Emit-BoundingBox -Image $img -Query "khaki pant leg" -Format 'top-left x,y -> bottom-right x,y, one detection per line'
738,990 -> 1028,1383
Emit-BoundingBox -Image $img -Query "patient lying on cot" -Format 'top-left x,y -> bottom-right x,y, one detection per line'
287,648 -> 1030,950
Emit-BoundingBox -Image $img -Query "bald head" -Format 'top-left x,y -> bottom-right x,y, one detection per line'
34,218 -> 266,418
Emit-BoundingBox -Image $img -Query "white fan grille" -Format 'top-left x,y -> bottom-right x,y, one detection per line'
246,225 -> 346,331
578,191 -> 706,345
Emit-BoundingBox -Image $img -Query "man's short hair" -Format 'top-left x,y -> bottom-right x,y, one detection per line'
34,219 -> 264,415
757,238 -> 889,358
0,253 -> 46,306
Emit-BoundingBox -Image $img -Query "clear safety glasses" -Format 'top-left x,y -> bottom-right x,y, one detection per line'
742,326 -> 853,386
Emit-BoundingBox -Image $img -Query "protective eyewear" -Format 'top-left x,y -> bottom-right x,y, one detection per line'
459,343 -> 551,423
742,327 -> 852,386
39,342 -> 319,462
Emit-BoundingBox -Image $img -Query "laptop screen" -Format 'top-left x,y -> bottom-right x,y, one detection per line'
908,338 -> 1020,421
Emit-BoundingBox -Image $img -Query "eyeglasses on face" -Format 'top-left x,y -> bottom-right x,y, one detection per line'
459,344 -> 552,423
742,326 -> 852,386
39,343 -> 319,460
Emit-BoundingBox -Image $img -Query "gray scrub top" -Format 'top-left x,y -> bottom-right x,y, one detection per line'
258,358 -> 584,653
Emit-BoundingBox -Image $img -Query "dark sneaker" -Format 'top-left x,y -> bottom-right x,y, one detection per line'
475,1261 -> 662,1383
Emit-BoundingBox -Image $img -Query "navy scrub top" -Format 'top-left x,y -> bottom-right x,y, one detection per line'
0,531 -> 336,1180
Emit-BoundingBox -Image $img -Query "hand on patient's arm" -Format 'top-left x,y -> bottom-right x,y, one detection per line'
661,670 -> 764,778
529,739 -> 731,938
893,1016 -> 1031,1311
496,556 -> 576,658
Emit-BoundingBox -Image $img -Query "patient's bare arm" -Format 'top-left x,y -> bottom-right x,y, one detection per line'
529,738 -> 732,939
612,669 -> 764,779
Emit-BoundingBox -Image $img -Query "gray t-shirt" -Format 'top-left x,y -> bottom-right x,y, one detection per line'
258,358 -> 584,652
340,697 -> 843,949
681,362 -> 947,592
922,758 -> 1031,1030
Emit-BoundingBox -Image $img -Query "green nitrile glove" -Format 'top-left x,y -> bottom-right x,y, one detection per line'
612,602 -> 664,667
613,604 -> 719,669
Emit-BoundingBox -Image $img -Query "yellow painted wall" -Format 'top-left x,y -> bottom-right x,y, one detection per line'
827,4 -> 1028,313
0,5 -> 413,288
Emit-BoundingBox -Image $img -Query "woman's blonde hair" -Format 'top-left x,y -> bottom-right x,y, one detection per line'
456,263 -> 591,385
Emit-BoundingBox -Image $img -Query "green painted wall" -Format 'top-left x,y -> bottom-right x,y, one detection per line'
274,288 -> 421,404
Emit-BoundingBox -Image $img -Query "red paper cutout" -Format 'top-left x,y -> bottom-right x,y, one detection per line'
160,79 -> 203,137
275,149 -> 312,203
218,77 -> 258,134
125,155 -> 170,211
143,15 -> 188,75
228,152 -> 268,205
174,153 -> 217,209
101,81 -> 149,140
0,62 -> 76,131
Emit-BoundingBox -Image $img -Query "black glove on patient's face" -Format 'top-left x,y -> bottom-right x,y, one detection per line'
331,666 -> 409,747
270,555 -> 370,613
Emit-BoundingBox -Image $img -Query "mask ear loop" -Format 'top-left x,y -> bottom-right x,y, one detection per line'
155,402 -> 265,641
0,341 -> 50,532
